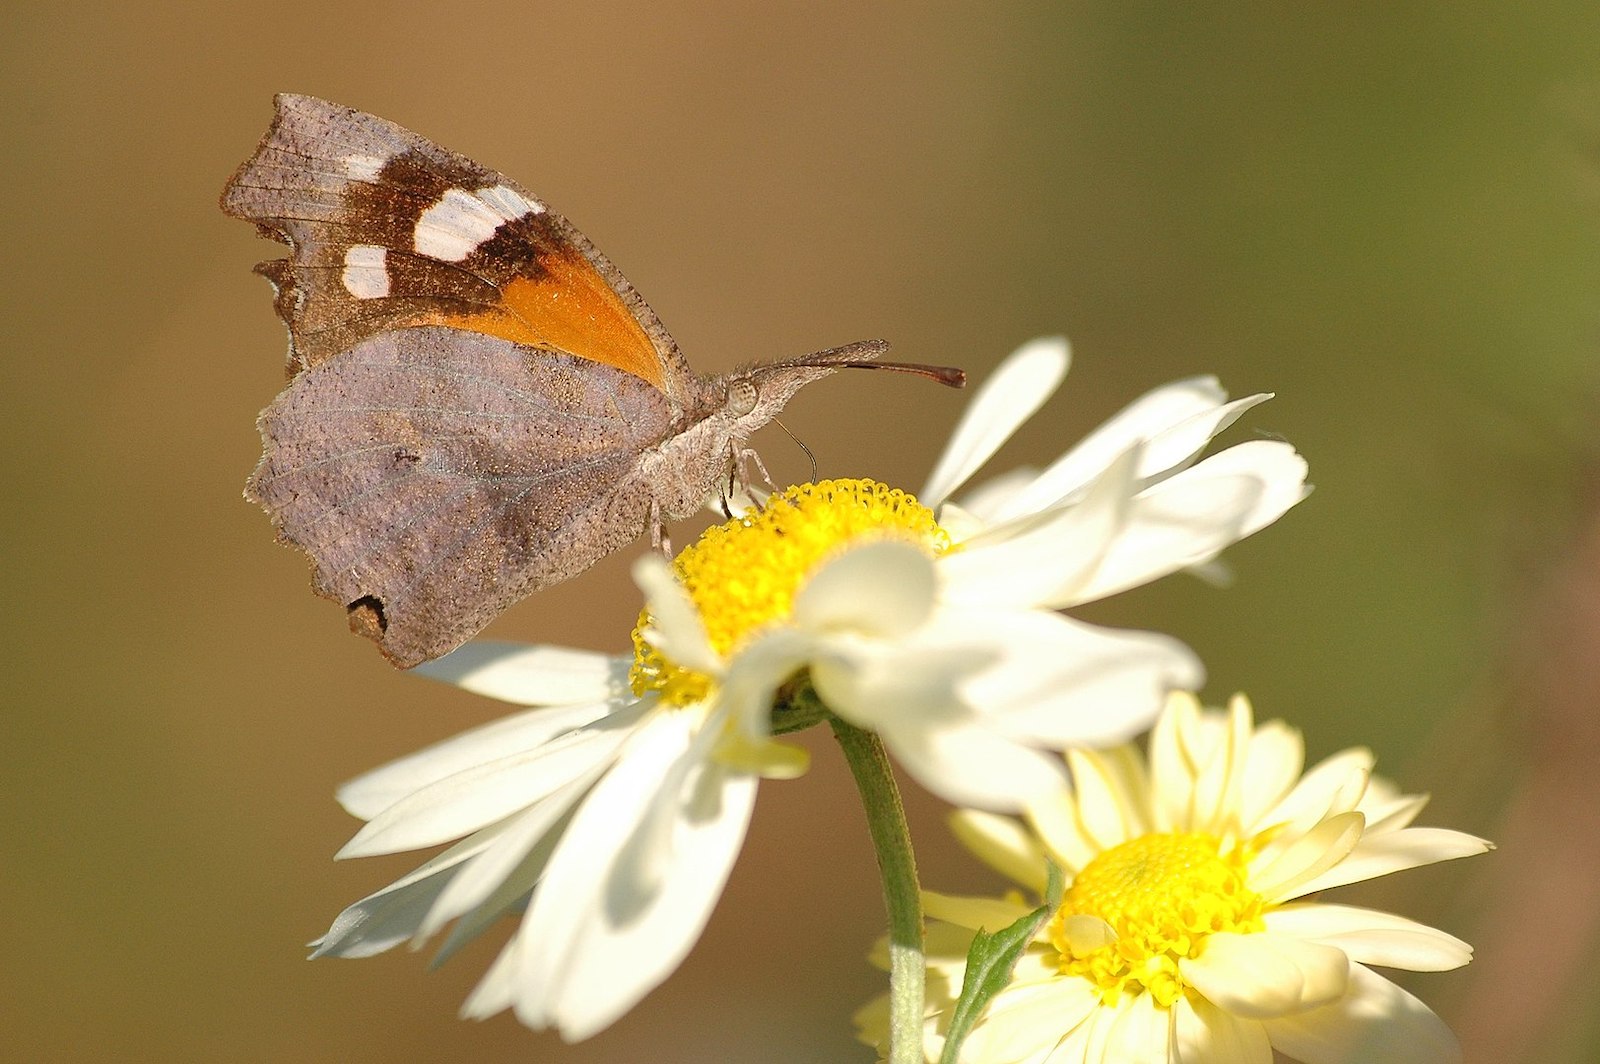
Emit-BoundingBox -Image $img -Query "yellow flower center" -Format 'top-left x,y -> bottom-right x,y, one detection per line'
1049,832 -> 1266,1008
629,478 -> 950,705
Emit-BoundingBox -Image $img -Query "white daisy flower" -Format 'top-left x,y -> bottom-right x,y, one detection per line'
859,692 -> 1492,1064
310,336 -> 1306,1039
307,554 -> 807,1041
766,336 -> 1311,811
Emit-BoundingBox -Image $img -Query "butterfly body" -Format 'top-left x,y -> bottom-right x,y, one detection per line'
225,95 -> 951,667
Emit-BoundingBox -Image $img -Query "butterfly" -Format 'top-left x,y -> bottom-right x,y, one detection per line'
222,95 -> 963,668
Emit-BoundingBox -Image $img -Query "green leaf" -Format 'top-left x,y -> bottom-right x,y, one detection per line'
937,862 -> 1064,1064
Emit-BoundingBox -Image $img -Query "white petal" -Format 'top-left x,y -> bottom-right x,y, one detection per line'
311,851 -> 466,959
414,641 -> 627,705
949,809 -> 1051,893
417,772 -> 596,941
940,446 -> 1139,610
1250,811 -> 1367,902
988,376 -> 1237,521
337,716 -> 638,858
1258,748 -> 1375,839
1164,439 -> 1309,538
510,712 -> 758,1039
716,626 -> 820,739
949,466 -> 1041,524
632,555 -> 719,674
922,890 -> 1036,933
1282,826 -> 1493,899
1260,963 -> 1461,1064
1237,719 -> 1305,832
964,612 -> 1204,748
1066,748 -> 1142,852
1265,904 -> 1473,972
961,978 -> 1097,1063
792,539 -> 937,638
1173,994 -> 1272,1064
1103,990 -> 1173,1062
1181,931 -> 1350,1018
545,766 -> 756,1040
921,336 -> 1070,507
336,700 -> 622,821
880,707 -> 1069,812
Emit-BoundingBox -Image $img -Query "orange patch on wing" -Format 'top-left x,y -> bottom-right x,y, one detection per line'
418,248 -> 665,390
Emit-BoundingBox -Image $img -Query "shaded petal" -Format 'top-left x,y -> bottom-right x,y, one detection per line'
965,613 -> 1204,749
415,641 -> 627,706
417,772 -> 596,941
1173,994 -> 1272,1064
1250,811 -> 1366,902
1237,719 -> 1305,833
940,447 -> 1139,610
336,700 -> 623,821
311,820 -> 515,958
1260,963 -> 1461,1064
881,707 -> 1069,812
1258,748 -> 1375,839
922,336 -> 1070,508
990,377 -> 1236,521
511,711 -> 757,1038
923,890 -> 1036,933
793,539 -> 937,638
632,555 -> 719,674
1066,748 -> 1143,853
1181,931 -> 1349,1018
1283,827 -> 1493,899
1265,904 -> 1473,972
338,711 -> 640,858
1103,990 -> 1172,1063
961,978 -> 1098,1064
949,809 -> 1051,893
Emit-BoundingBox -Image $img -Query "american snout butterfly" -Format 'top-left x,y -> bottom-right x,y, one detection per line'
224,95 -> 963,668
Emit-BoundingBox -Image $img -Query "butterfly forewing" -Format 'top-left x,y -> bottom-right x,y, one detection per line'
247,326 -> 679,667
221,94 -> 695,402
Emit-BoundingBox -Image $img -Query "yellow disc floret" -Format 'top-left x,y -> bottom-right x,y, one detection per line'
1049,832 -> 1266,1008
630,479 -> 949,705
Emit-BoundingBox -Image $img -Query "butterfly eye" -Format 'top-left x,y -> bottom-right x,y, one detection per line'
726,378 -> 758,417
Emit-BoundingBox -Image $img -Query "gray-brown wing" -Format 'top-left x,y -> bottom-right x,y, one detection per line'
246,325 -> 677,667
222,94 -> 696,405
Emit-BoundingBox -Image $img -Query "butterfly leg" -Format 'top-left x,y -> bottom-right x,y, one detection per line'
649,497 -> 673,556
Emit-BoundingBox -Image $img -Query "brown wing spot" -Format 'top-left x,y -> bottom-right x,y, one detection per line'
348,595 -> 388,637
417,247 -> 665,391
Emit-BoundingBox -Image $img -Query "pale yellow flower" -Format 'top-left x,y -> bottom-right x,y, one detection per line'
859,693 -> 1491,1064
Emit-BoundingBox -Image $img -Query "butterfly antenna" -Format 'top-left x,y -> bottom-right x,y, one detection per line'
773,418 -> 819,481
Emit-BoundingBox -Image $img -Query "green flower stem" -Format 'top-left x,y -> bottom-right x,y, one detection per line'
829,714 -> 925,1064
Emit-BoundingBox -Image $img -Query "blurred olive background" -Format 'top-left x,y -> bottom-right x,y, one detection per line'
6,3 -> 1599,1061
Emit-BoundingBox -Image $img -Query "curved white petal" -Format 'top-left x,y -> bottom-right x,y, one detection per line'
1104,990 -> 1173,1063
338,716 -> 638,858
417,772 -> 596,942
922,890 -> 1035,932
1282,826 -> 1493,899
960,977 -> 1097,1064
311,832 -> 488,959
1182,931 -> 1350,1018
793,539 -> 938,638
1250,811 -> 1367,902
1237,719 -> 1305,832
1173,994 -> 1272,1064
1065,748 -> 1142,853
960,612 -> 1204,749
1259,963 -> 1461,1064
921,336 -> 1070,508
632,555 -> 719,674
1259,748 -> 1376,839
415,641 -> 628,706
949,809 -> 1051,893
544,764 -> 756,1040
1264,904 -> 1473,972
988,376 -> 1237,521
717,626 -> 820,740
509,711 -> 756,1038
940,446 -> 1139,610
336,700 -> 622,820
881,706 -> 1070,812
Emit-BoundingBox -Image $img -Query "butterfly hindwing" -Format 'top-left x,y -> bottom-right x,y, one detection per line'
221,94 -> 695,402
246,326 -> 679,667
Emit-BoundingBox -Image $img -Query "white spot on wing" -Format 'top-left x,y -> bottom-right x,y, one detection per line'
413,184 -> 540,262
342,244 -> 390,299
341,154 -> 387,182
